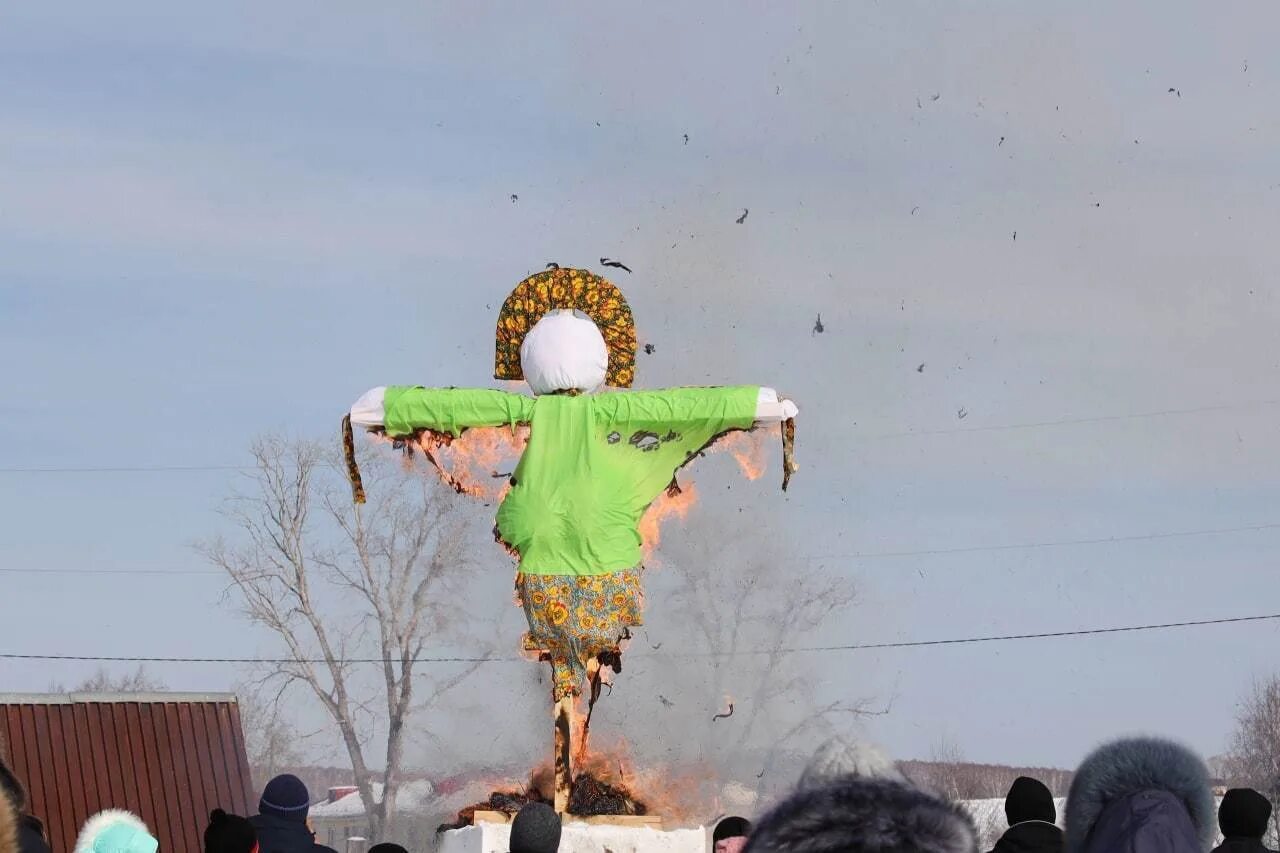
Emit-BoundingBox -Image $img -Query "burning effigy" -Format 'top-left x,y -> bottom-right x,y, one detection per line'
342,266 -> 798,816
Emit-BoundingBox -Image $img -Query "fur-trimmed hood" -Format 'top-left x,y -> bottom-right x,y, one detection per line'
74,810 -> 158,853
1065,737 -> 1213,853
745,776 -> 978,853
796,736 -> 905,791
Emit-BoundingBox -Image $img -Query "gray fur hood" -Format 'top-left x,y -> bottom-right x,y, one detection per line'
1065,737 -> 1214,853
796,736 -> 905,791
745,776 -> 978,853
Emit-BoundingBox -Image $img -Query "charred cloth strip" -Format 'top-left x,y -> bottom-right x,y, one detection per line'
341,414 -> 366,504
781,417 -> 797,491
405,429 -> 474,495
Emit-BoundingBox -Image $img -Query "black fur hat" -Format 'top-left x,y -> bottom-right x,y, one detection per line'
745,777 -> 978,853
204,809 -> 256,853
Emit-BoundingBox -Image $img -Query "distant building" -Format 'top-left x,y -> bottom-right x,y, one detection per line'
0,692 -> 255,853
310,779 -> 436,850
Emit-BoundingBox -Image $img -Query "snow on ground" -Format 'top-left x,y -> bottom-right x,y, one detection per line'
960,798 -> 1066,850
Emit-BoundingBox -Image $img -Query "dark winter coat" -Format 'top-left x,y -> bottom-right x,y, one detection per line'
1064,737 -> 1214,853
989,821 -> 1064,853
16,816 -> 51,853
248,813 -> 338,853
1213,839 -> 1278,853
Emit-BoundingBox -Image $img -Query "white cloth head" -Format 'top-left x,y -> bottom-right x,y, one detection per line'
520,310 -> 608,395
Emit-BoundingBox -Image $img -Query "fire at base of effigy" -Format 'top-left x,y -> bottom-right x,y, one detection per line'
438,684 -> 662,831
437,757 -> 710,853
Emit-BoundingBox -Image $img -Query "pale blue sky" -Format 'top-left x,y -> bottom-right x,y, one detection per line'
2,1 -> 1279,774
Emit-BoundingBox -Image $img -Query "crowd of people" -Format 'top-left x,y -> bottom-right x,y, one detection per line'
722,735 -> 1278,853
1,737 -> 1277,852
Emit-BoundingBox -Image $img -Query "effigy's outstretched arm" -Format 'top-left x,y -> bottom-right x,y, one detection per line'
348,385 -> 534,435
343,385 -> 535,502
602,385 -> 799,490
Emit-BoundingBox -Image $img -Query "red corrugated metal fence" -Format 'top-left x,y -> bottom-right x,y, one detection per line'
0,695 -> 254,853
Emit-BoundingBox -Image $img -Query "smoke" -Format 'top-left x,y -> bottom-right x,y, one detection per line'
391,450 -> 869,827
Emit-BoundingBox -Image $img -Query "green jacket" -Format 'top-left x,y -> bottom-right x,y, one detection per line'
382,385 -> 760,575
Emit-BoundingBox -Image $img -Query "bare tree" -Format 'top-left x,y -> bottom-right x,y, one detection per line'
637,505 -> 875,794
50,665 -> 168,693
906,738 -> 1037,801
1225,675 -> 1280,843
235,682 -> 305,792
920,737 -> 971,801
198,436 -> 485,839
901,755 -> 1071,802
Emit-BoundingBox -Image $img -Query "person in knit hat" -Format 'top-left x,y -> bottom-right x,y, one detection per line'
367,844 -> 407,853
713,816 -> 752,853
73,810 -> 158,853
987,777 -> 1062,853
205,809 -> 258,853
1213,789 -> 1277,853
509,802 -> 561,853
745,775 -> 978,853
1065,737 -> 1213,853
249,775 -> 336,853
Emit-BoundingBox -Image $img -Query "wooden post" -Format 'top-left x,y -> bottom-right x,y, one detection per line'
577,657 -> 602,766
553,694 -> 573,814
554,655 -> 601,815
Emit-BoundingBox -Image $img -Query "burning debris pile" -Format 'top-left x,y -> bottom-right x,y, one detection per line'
567,772 -> 647,817
441,789 -> 545,831
438,771 -> 647,832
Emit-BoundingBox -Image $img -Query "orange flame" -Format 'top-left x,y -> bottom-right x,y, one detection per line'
639,481 -> 699,562
709,430 -> 768,481
579,721 -> 717,822
529,695 -> 716,823
377,426 -> 528,502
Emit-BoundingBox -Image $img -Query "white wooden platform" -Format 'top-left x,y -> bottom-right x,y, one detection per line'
436,814 -> 707,853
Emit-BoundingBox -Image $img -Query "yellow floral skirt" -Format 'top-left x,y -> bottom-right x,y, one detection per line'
516,568 -> 644,700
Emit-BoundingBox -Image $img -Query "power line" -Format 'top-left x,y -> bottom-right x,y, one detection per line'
0,568 -> 221,576
860,399 -> 1280,441
808,521 -> 1280,562
3,611 -> 1276,665
2,398 -> 1275,474
0,464 -> 251,473
790,612 -> 1280,653
3,520 -> 1276,577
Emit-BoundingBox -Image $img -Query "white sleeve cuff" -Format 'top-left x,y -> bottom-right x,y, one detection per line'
755,387 -> 799,422
349,386 -> 387,427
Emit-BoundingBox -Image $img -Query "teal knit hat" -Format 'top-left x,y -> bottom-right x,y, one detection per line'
74,810 -> 159,853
